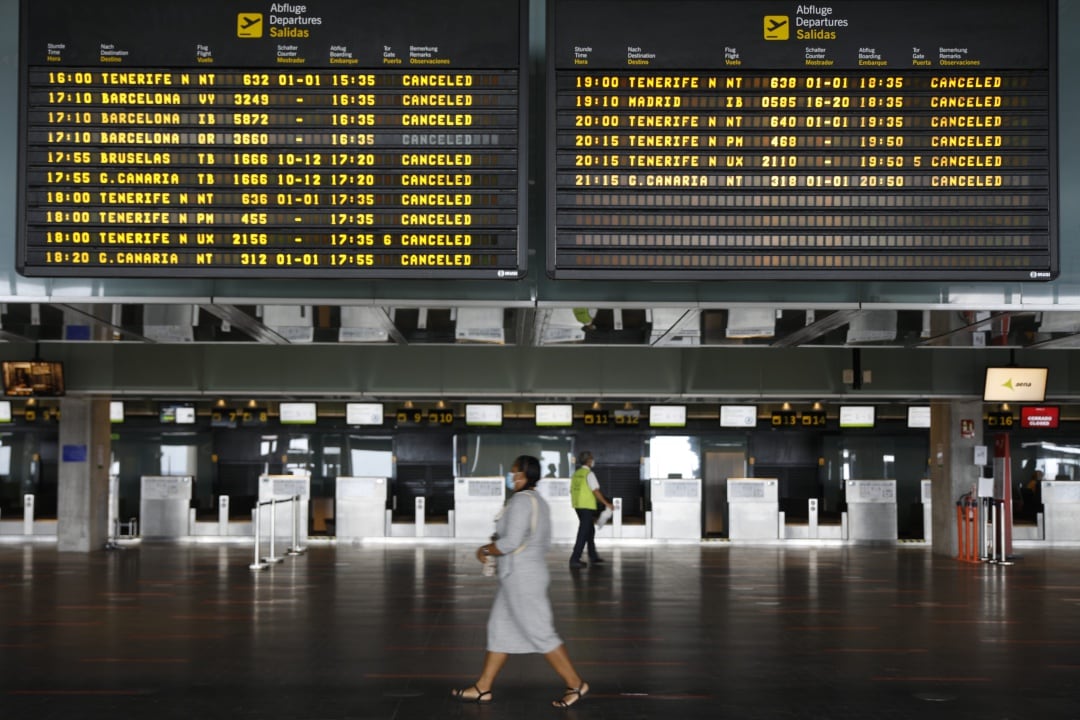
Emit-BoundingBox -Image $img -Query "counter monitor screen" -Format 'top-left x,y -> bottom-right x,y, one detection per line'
346,402 -> 383,426
548,0 -> 1057,280
649,405 -> 686,428
19,0 -> 528,279
465,403 -> 503,427
160,403 -> 195,424
535,403 -> 573,427
839,405 -> 875,428
720,404 -> 757,427
907,405 -> 931,428
280,402 -> 318,425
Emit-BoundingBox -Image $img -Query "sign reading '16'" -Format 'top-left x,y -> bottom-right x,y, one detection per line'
18,0 -> 528,279
548,0 -> 1057,280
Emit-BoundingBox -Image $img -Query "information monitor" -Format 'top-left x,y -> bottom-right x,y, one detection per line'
19,0 -> 528,279
548,0 -> 1057,280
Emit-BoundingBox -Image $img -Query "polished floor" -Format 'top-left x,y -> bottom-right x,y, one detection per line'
1,539 -> 1078,719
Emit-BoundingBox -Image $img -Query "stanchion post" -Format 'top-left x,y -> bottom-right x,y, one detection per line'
972,503 -> 979,562
998,500 -> 1005,561
23,493 -> 34,537
996,501 -> 1003,562
218,495 -> 229,537
998,500 -> 1014,565
287,494 -> 306,556
263,499 -> 284,564
250,507 -> 268,571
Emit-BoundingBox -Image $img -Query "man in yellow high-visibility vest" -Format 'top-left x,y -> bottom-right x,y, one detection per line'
569,451 -> 614,569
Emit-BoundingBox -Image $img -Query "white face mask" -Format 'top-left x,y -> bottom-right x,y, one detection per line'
505,472 -> 517,490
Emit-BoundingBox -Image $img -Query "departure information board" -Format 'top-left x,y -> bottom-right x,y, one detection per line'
548,0 -> 1057,280
18,0 -> 527,278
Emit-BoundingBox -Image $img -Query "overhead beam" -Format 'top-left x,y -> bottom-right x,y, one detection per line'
7,342 -> 1055,400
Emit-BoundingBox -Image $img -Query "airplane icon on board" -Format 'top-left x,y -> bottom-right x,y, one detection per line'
237,13 -> 264,38
763,15 -> 790,40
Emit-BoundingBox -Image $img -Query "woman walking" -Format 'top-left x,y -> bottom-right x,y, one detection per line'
451,454 -> 590,709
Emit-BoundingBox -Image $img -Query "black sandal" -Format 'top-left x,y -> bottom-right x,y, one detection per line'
451,684 -> 493,704
552,682 -> 589,708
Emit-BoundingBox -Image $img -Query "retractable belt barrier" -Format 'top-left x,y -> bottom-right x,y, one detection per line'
250,495 -> 306,572
956,492 -> 1013,566
985,498 -> 1013,565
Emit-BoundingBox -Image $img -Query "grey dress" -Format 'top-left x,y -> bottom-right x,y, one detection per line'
488,489 -> 562,654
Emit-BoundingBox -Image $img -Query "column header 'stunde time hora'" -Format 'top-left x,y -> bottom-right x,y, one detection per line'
547,0 -> 1057,280
19,0 -> 528,278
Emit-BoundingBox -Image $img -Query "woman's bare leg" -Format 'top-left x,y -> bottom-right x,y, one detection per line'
453,651 -> 508,701
545,644 -> 589,707
475,651 -> 509,692
543,644 -> 584,688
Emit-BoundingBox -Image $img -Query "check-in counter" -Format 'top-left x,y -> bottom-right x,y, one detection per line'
258,474 -> 310,541
453,476 -> 505,539
139,475 -> 193,538
537,478 -> 577,540
651,478 -> 701,539
1042,480 -> 1080,543
728,478 -> 779,540
335,476 -> 389,539
846,479 -> 897,542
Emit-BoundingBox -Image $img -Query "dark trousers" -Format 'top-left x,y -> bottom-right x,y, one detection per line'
571,508 -> 598,562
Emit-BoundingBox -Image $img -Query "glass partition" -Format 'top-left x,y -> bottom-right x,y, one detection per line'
820,434 -> 929,538
644,436 -> 701,480
1018,441 -> 1080,482
0,429 -> 57,519
1014,439 -> 1080,524
454,434 -> 574,478
346,435 -> 394,477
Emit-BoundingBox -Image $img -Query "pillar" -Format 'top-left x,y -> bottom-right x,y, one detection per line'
57,397 -> 112,552
929,400 -> 983,557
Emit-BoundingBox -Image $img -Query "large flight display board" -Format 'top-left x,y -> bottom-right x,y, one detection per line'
18,0 -> 527,278
548,0 -> 1057,280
